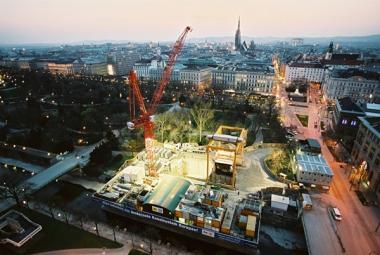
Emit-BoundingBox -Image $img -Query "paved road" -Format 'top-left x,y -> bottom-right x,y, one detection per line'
236,148 -> 286,192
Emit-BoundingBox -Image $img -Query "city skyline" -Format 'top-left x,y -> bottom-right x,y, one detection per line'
1,0 -> 380,44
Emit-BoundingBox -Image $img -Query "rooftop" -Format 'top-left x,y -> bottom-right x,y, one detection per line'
336,97 -> 365,114
181,65 -> 213,72
143,175 -> 191,213
323,53 -> 363,66
215,64 -> 273,73
331,68 -> 380,81
360,116 -> 380,136
296,152 -> 333,176
0,210 -> 42,247
288,62 -> 323,69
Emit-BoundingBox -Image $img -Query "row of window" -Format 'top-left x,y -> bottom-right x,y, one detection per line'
341,119 -> 357,126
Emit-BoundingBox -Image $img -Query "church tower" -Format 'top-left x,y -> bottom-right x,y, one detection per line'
325,41 -> 333,60
234,17 -> 242,50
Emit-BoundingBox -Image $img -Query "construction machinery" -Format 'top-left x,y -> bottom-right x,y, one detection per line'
206,125 -> 247,189
127,26 -> 192,176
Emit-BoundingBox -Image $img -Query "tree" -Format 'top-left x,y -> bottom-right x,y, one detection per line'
267,96 -> 276,120
190,102 -> 214,143
109,219 -> 120,242
47,201 -> 56,219
143,226 -> 160,255
127,139 -> 142,157
154,112 -> 170,142
0,172 -> 30,206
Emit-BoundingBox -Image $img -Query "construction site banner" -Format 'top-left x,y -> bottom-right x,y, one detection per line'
98,199 -> 258,249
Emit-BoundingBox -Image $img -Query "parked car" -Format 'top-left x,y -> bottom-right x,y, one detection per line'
330,207 -> 342,221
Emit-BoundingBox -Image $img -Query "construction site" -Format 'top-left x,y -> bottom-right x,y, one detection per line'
95,125 -> 262,254
91,26 -> 265,254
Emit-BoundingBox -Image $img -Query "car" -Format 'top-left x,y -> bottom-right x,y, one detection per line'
285,135 -> 295,140
330,207 -> 342,221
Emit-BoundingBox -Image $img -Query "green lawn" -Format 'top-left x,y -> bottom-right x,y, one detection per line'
296,114 -> 309,127
265,150 -> 295,181
0,206 -> 121,255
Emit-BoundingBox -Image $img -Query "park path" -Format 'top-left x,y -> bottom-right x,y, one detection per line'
28,201 -> 193,255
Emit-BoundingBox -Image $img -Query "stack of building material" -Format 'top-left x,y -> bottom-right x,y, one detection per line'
123,165 -> 145,183
241,197 -> 261,216
245,215 -> 257,238
204,216 -> 213,230
238,214 -> 248,229
202,188 -> 223,207
196,213 -> 204,227
221,206 -> 235,234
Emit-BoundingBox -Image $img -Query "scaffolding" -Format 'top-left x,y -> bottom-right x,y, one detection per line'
206,125 -> 247,189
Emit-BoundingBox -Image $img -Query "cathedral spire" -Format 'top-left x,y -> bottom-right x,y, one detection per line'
235,16 -> 242,50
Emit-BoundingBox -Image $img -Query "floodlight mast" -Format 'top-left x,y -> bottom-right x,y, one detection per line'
128,26 -> 192,176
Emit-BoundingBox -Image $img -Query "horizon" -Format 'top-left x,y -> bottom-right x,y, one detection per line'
1,0 -> 380,44
1,33 -> 380,46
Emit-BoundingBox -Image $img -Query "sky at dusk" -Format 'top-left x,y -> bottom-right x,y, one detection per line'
1,0 -> 379,44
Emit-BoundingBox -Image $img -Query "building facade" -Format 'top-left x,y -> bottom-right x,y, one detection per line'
180,66 -> 213,85
133,59 -> 152,78
351,117 -> 380,197
212,66 -> 274,94
149,67 -> 180,82
332,97 -> 366,150
73,58 -> 108,76
295,152 -> 334,187
285,62 -> 325,83
115,50 -> 140,75
322,69 -> 380,103
47,62 -> 74,75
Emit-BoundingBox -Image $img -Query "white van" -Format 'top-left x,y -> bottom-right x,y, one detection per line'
302,193 -> 313,210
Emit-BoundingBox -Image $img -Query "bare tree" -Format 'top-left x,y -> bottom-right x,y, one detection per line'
154,111 -> 170,142
94,220 -> 99,236
0,172 -> 30,206
61,207 -> 71,225
190,102 -> 214,143
47,201 -> 56,219
109,219 -> 119,242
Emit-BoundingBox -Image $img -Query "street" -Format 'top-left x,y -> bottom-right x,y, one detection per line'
279,80 -> 380,255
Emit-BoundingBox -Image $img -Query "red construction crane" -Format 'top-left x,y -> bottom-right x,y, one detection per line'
128,26 -> 192,176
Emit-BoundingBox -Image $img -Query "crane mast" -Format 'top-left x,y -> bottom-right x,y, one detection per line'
128,26 -> 192,176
